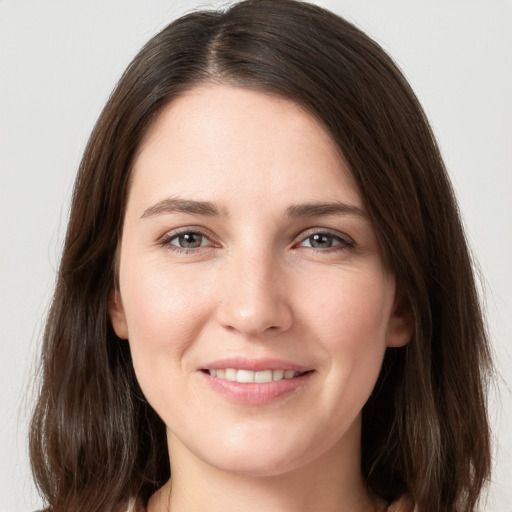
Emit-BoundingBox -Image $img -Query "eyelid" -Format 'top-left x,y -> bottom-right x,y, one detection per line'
158,226 -> 219,250
156,225 -> 355,253
294,227 -> 355,249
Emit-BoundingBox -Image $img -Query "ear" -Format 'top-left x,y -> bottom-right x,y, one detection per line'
386,287 -> 414,348
109,290 -> 128,339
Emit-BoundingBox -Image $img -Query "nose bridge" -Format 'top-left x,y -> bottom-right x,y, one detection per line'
217,241 -> 293,337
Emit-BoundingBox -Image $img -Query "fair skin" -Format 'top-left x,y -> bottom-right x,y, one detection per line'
110,85 -> 412,512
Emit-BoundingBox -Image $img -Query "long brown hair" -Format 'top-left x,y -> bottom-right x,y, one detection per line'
30,1 -> 492,511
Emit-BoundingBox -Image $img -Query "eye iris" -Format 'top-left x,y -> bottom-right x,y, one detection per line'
178,233 -> 203,248
310,233 -> 333,248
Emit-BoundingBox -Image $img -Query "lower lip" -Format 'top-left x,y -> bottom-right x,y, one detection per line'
200,371 -> 313,404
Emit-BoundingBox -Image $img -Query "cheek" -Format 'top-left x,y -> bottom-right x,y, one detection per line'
301,268 -> 393,399
118,260 -> 221,429
305,269 -> 393,346
119,259 -> 213,374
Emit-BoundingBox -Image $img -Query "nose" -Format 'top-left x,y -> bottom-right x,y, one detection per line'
216,250 -> 294,338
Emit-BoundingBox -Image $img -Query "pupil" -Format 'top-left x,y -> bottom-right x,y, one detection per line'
179,233 -> 202,248
311,234 -> 331,248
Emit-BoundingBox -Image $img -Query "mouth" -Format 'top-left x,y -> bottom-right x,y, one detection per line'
199,360 -> 314,404
202,368 -> 311,383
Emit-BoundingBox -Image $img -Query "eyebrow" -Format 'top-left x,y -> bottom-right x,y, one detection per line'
141,197 -> 366,220
285,201 -> 367,219
141,197 -> 222,218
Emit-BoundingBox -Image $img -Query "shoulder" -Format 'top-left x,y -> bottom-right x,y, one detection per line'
387,496 -> 415,512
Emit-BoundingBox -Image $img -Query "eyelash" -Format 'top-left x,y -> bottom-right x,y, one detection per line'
158,228 -> 218,254
158,227 -> 355,254
296,228 -> 355,252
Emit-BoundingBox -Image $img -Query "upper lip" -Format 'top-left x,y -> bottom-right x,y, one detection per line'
200,357 -> 313,373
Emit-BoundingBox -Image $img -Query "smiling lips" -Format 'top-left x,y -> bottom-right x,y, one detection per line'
201,361 -> 313,404
206,368 -> 305,383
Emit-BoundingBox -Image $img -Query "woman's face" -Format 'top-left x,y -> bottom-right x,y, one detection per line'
110,85 -> 411,477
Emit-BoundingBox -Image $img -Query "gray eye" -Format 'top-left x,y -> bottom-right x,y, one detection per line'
303,233 -> 340,249
174,232 -> 205,248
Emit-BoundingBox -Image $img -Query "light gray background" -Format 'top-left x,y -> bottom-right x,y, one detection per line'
1,1 -> 511,511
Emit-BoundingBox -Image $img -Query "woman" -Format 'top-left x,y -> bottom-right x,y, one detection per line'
29,1 -> 492,511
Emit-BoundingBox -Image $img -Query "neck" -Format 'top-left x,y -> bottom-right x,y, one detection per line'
148,418 -> 383,512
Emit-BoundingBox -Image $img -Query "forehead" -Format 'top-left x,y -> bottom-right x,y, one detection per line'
129,85 -> 362,212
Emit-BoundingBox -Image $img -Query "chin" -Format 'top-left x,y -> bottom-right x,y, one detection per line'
207,450 -> 306,478
188,430 -> 323,478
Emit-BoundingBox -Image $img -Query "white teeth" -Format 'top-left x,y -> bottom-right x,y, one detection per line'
225,368 -> 237,381
207,368 -> 303,382
237,369 -> 255,383
255,370 -> 273,383
272,369 -> 284,381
